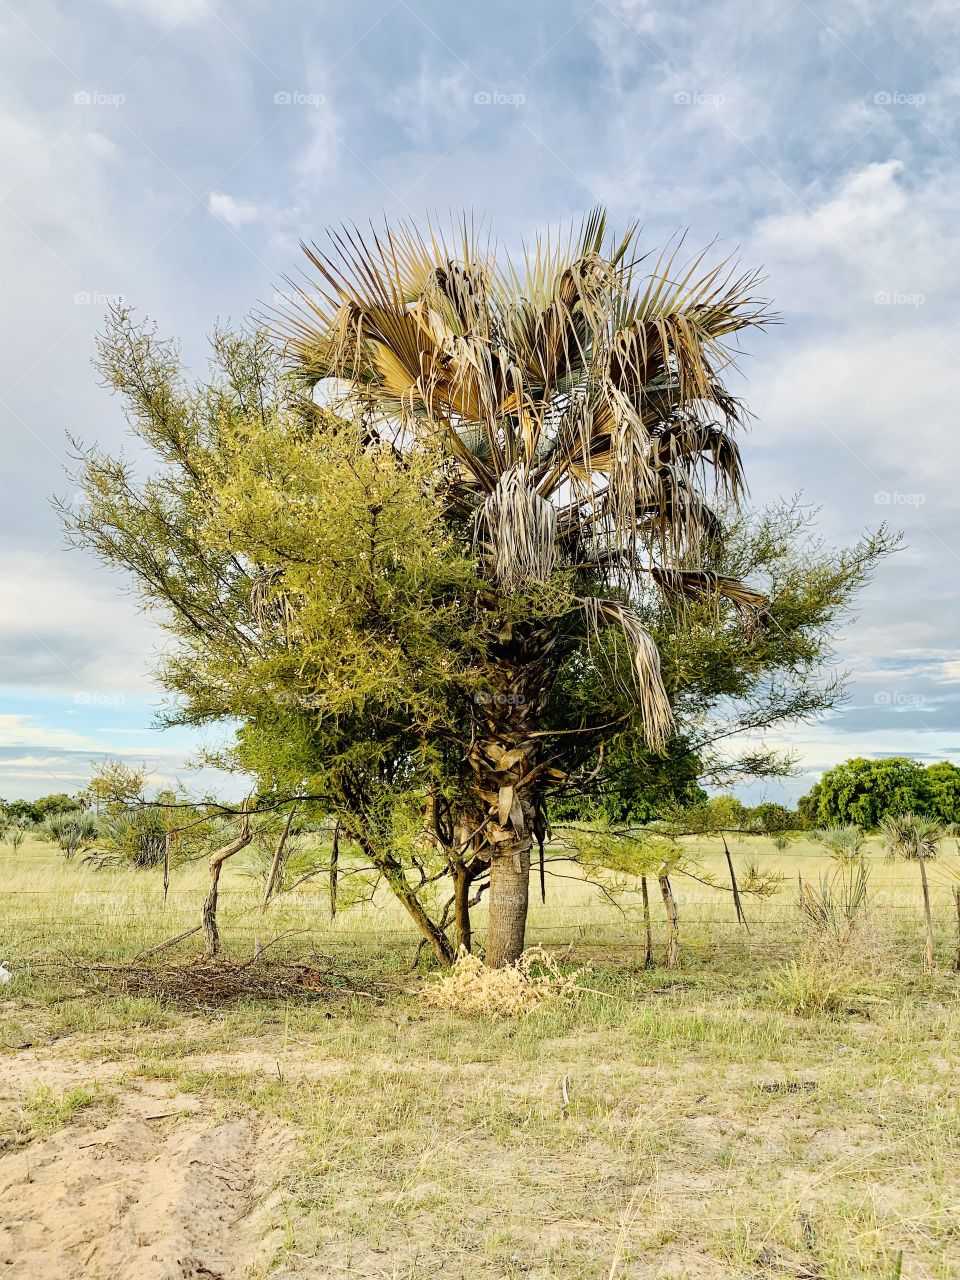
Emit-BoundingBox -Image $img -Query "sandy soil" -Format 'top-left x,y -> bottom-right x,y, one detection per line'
0,1046 -> 289,1280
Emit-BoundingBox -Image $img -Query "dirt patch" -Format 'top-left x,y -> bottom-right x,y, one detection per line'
0,1066 -> 291,1279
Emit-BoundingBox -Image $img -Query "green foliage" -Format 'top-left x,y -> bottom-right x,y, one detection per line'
42,811 -> 99,860
878,811 -> 948,861
0,793 -> 84,827
811,825 -> 866,863
745,802 -> 793,834
799,757 -> 960,828
82,762 -> 221,870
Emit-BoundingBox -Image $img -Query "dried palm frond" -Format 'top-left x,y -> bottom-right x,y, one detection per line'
577,596 -> 674,751
276,209 -> 769,740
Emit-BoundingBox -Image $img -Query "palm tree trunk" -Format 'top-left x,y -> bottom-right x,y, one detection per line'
486,844 -> 531,968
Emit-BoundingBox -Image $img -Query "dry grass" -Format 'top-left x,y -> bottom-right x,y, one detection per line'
423,945 -> 586,1014
1,834 -> 959,1279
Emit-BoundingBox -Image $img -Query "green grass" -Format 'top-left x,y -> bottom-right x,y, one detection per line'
1,834 -> 959,1278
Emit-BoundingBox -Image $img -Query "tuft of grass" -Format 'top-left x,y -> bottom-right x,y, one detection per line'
22,1082 -> 106,1136
766,960 -> 857,1017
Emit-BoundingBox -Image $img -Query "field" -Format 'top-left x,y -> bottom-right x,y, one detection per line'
1,834 -> 959,1279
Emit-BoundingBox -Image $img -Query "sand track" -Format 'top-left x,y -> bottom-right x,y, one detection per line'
0,1068 -> 284,1280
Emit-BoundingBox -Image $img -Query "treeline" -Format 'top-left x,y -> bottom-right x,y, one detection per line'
0,793 -> 81,826
798,758 -> 960,829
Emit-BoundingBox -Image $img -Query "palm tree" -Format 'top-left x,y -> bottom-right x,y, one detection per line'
280,209 -> 768,966
880,811 -> 947,972
812,825 -> 866,863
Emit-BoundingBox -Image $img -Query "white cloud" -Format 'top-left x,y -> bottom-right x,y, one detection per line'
0,716 -> 103,753
208,191 -> 262,229
387,65 -> 474,147
99,0 -> 215,24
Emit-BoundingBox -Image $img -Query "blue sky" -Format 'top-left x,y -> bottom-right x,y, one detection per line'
2,0 -> 959,803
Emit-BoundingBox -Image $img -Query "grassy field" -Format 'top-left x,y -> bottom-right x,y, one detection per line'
1,833 -> 959,1279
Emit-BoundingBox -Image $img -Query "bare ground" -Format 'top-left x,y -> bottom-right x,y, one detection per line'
0,1046 -> 290,1280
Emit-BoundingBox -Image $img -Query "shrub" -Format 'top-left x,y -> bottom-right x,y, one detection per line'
768,961 -> 856,1017
799,858 -> 869,959
43,812 -> 99,860
811,825 -> 865,862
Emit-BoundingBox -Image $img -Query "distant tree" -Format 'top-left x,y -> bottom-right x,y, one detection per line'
799,758 -> 960,828
746,802 -> 792,834
33,793 -> 83,821
922,762 -> 960,825
801,757 -> 930,828
0,800 -> 37,826
879,812 -> 949,971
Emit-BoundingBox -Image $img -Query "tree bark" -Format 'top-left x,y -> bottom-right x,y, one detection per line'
659,874 -> 680,969
918,850 -> 935,973
202,809 -> 252,957
485,844 -> 531,968
454,864 -> 472,954
641,875 -> 653,968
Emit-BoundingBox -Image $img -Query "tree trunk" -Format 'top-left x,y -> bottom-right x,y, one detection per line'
262,803 -> 297,909
485,844 -> 531,968
377,851 -> 455,967
918,850 -> 935,973
202,810 -> 252,957
641,875 -> 653,968
659,874 -> 680,969
454,864 -> 472,954
953,886 -> 960,974
329,820 -> 340,919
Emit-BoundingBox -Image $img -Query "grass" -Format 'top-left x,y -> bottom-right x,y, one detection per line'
1,833 -> 959,1277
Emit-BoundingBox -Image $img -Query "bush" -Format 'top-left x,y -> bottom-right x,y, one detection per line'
43,812 -> 99,860
768,961 -> 856,1017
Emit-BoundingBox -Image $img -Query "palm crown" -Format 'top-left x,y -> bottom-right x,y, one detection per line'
279,208 -> 768,749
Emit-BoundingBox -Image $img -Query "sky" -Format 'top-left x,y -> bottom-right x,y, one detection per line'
1,0 -> 959,805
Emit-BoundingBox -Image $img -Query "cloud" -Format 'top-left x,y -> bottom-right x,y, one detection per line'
98,0 -> 216,24
208,191 -> 262,229
387,65 -> 475,147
